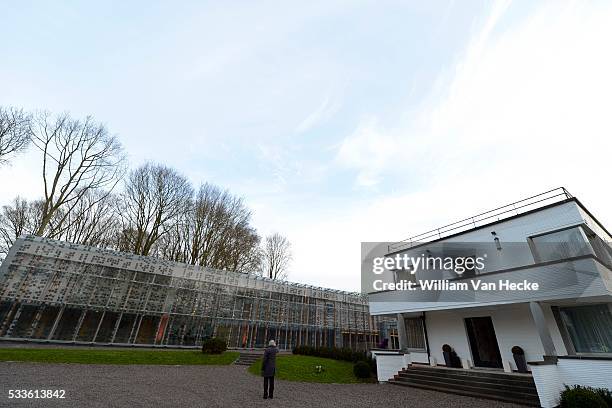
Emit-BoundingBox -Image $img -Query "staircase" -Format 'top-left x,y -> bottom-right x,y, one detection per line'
233,352 -> 261,366
389,365 -> 540,406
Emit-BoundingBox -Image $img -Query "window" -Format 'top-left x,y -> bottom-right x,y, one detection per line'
530,227 -> 590,263
559,304 -> 612,353
585,230 -> 612,267
404,317 -> 426,349
394,268 -> 416,285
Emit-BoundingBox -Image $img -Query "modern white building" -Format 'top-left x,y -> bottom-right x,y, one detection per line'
368,188 -> 612,407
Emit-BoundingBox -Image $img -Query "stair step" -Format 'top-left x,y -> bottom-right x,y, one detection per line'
401,366 -> 535,382
397,371 -> 536,388
395,374 -> 537,395
234,353 -> 262,366
388,365 -> 540,406
393,375 -> 538,397
388,380 -> 540,407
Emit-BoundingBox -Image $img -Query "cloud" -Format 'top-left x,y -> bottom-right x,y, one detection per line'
295,95 -> 341,134
289,0 -> 612,291
334,0 -> 612,190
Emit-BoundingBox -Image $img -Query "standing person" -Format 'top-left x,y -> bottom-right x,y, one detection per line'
261,339 -> 278,399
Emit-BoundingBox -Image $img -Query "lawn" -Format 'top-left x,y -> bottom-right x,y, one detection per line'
0,348 -> 239,365
248,354 -> 366,384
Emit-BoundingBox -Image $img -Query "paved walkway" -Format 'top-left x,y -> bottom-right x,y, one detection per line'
0,362 -> 528,408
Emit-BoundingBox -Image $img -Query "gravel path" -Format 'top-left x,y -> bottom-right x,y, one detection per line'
0,362 -> 527,408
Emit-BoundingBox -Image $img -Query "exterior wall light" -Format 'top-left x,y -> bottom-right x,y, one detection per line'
491,231 -> 502,251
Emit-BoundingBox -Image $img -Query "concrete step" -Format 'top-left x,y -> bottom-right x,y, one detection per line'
233,353 -> 262,366
400,365 -> 535,383
393,375 -> 538,398
388,379 -> 540,407
397,370 -> 536,388
388,365 -> 540,406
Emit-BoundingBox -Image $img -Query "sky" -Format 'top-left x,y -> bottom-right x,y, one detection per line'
1,0 -> 611,291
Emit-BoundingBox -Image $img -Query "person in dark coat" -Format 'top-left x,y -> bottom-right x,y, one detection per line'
261,339 -> 278,399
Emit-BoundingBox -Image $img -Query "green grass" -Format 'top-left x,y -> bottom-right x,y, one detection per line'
248,354 -> 367,384
0,348 -> 239,366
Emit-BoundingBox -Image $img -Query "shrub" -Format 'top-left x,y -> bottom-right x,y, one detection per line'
353,361 -> 371,379
595,388 -> 612,408
201,337 -> 227,354
367,356 -> 377,375
511,346 -> 524,355
560,385 -> 608,408
293,346 -> 368,363
292,346 -> 376,375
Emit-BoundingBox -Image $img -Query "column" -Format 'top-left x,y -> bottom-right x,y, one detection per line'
397,313 -> 408,351
529,301 -> 557,356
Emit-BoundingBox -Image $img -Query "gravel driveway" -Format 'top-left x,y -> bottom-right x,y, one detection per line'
0,362 -> 527,408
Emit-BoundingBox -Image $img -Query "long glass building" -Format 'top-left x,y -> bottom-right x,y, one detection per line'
0,236 -> 394,350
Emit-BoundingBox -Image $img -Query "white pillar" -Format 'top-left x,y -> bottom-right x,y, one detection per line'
397,313 -> 408,351
529,301 -> 557,356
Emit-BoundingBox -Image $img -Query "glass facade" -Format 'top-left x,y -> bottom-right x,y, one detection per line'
0,236 -> 391,350
559,304 -> 612,354
530,227 -> 591,263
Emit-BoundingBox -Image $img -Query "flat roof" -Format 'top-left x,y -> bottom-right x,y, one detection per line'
387,188 -> 610,256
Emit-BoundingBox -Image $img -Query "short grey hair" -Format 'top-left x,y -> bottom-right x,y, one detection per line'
268,340 -> 276,347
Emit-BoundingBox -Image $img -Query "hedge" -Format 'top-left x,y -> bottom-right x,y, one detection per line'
201,338 -> 227,354
292,346 -> 376,374
560,385 -> 612,408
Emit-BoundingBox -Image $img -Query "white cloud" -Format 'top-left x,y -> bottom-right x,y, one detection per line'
288,0 -> 612,291
295,95 -> 341,134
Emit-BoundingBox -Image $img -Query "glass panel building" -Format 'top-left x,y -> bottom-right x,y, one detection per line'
0,236 -> 391,350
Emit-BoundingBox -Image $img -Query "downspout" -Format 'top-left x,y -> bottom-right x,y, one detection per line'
422,312 -> 431,362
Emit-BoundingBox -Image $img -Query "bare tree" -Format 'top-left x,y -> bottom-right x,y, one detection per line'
185,183 -> 261,272
30,112 -> 126,236
0,197 -> 42,256
221,223 -> 261,273
0,106 -> 31,165
52,189 -> 120,248
260,233 -> 292,280
119,162 -> 193,256
154,182 -> 262,273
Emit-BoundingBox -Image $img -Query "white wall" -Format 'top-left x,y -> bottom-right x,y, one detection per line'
372,352 -> 409,382
531,359 -> 612,408
425,309 -> 472,367
424,304 -> 550,370
369,201 -> 611,316
490,304 -> 548,369
409,351 -> 429,364
403,200 -> 586,274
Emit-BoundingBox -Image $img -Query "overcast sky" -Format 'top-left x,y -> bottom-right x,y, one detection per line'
1,0 -> 610,291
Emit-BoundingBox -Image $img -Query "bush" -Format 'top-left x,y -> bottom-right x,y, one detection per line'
292,346 -> 367,363
201,338 -> 227,354
353,361 -> 371,379
560,385 -> 608,408
595,388 -> 612,408
292,346 -> 376,376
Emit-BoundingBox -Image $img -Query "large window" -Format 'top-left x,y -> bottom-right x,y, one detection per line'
404,317 -> 425,350
559,304 -> 612,354
585,230 -> 612,267
530,227 -> 591,263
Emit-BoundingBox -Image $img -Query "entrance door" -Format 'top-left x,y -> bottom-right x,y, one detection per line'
465,316 -> 503,368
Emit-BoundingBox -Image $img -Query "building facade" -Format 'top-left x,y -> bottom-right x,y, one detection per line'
368,188 -> 612,407
0,236 -> 391,350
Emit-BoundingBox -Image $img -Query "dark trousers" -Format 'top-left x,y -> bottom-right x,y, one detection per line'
263,376 -> 274,398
